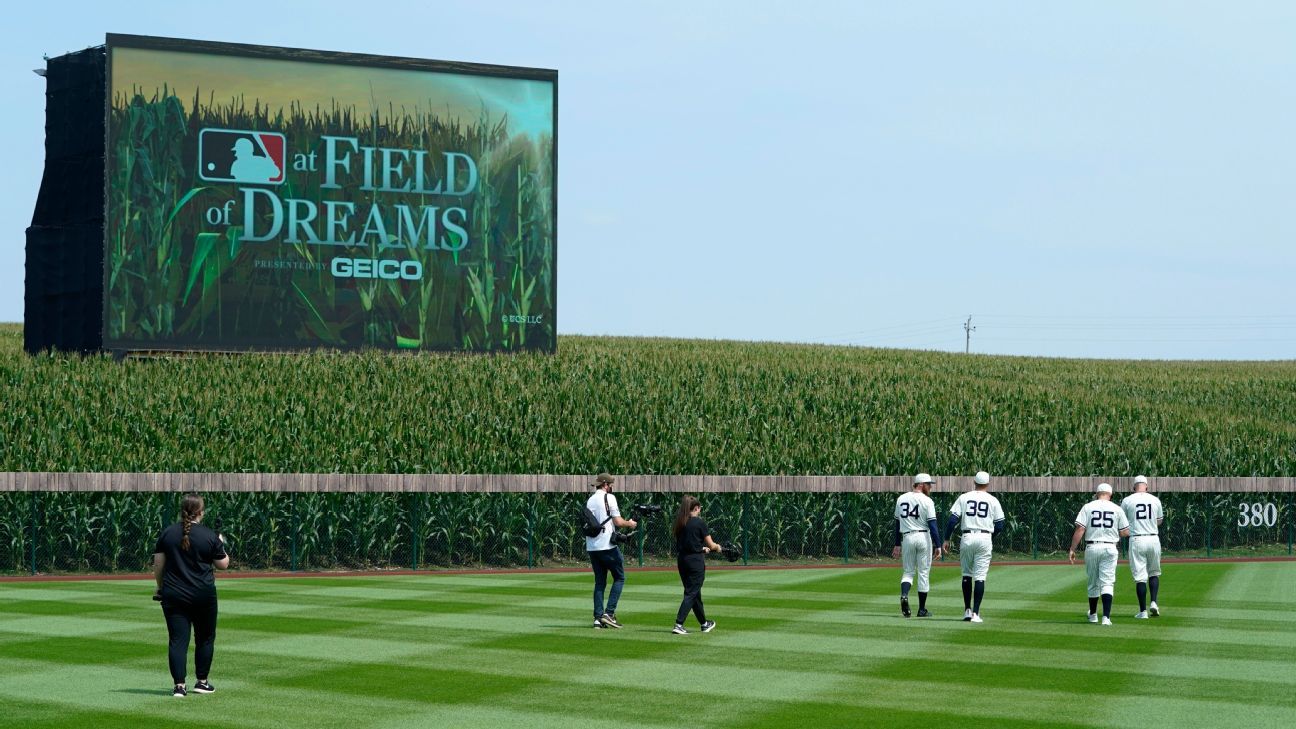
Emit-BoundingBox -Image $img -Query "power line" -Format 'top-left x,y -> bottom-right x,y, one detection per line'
814,317 -> 962,343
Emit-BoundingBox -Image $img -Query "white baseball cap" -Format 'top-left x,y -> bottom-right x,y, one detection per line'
1096,483 -> 1113,494
974,471 -> 990,485
1133,475 -> 1148,485
914,473 -> 933,485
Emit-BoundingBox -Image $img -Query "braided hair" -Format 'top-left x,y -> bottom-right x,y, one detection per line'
179,493 -> 204,551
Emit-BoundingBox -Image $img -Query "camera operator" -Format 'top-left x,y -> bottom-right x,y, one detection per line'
152,493 -> 229,697
672,495 -> 720,635
587,473 -> 636,629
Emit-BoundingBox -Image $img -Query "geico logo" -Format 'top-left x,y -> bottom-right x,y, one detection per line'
330,258 -> 423,280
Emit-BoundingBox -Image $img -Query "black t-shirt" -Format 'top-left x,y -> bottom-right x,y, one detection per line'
153,522 -> 226,602
676,516 -> 710,557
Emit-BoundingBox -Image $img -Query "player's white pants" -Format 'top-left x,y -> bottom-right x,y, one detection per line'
1127,535 -> 1162,583
960,533 -> 992,582
1085,542 -> 1118,598
900,532 -> 933,592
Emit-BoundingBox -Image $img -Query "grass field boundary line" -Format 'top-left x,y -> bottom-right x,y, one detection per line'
4,555 -> 1293,583
4,472 -> 1296,493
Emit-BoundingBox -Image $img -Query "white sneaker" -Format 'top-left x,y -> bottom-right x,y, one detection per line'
969,613 -> 983,624
1149,602 -> 1159,617
963,609 -> 973,622
671,624 -> 688,635
1088,613 -> 1098,624
1101,616 -> 1112,626
1134,611 -> 1149,619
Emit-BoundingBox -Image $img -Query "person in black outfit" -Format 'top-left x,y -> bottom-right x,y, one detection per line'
153,493 -> 229,697
672,495 -> 722,635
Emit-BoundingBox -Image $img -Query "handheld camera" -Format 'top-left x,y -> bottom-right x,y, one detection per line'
611,504 -> 665,545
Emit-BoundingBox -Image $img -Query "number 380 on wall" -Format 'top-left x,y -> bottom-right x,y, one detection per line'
1237,502 -> 1279,528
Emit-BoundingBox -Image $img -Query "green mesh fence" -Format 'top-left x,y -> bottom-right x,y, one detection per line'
0,490 -> 1291,575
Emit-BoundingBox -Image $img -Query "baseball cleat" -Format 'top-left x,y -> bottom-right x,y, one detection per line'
1101,616 -> 1112,626
1088,613 -> 1099,624
1149,602 -> 1159,617
969,613 -> 983,624
1134,611 -> 1149,619
916,608 -> 931,618
963,609 -> 973,622
901,597 -> 911,618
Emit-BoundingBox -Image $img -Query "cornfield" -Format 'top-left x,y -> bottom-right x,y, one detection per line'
4,325 -> 1295,475
4,323 -> 1294,573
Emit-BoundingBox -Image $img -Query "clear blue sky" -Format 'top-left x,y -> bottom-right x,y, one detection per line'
5,2 -> 1294,359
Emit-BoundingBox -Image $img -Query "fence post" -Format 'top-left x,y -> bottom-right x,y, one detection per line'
841,494 -> 849,564
741,491 -> 749,566
1288,492 -> 1293,557
527,494 -> 534,570
411,493 -> 421,571
290,492 -> 298,572
1197,498 -> 1207,555
1031,494 -> 1039,561
29,491 -> 38,576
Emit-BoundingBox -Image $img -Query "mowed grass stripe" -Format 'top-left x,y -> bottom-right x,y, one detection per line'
1,563 -> 1295,728
1099,557 -> 1296,721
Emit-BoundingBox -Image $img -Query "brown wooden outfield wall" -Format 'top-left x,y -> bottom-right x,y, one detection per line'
1,473 -> 1294,493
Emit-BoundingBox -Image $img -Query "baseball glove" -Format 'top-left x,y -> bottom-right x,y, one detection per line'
720,543 -> 742,562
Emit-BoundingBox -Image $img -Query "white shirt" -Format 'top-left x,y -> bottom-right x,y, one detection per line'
585,490 -> 621,552
1075,499 -> 1129,543
1120,492 -> 1164,536
895,491 -> 938,533
950,490 -> 1004,532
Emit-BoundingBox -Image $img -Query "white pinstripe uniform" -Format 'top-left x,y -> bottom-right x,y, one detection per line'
1075,499 -> 1129,598
895,491 -> 938,592
950,490 -> 1003,582
1121,491 -> 1164,582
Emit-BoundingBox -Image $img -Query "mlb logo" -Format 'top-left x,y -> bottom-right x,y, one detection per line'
198,128 -> 286,185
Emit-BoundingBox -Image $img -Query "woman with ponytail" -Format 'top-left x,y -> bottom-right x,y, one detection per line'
671,495 -> 721,635
152,493 -> 229,697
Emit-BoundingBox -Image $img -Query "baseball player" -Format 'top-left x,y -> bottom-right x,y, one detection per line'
1121,475 -> 1164,618
944,471 -> 1004,623
1069,483 -> 1130,625
892,473 -> 943,618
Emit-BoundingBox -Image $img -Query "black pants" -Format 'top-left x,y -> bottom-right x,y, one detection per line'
162,595 -> 218,685
676,554 -> 707,625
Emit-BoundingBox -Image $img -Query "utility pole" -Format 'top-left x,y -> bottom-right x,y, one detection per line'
964,315 -> 976,354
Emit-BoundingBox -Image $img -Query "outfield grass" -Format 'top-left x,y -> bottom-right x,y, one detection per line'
2,562 -> 1294,728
